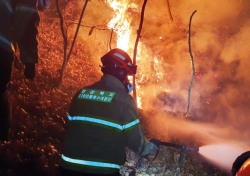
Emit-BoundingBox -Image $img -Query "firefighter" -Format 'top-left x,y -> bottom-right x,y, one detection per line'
13,0 -> 49,79
232,151 -> 250,176
60,48 -> 158,176
0,0 -> 15,141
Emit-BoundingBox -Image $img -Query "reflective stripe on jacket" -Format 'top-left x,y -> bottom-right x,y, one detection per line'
67,114 -> 140,131
0,0 -> 14,52
60,74 -> 146,174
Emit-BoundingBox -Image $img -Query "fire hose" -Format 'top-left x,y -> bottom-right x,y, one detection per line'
128,141 -> 199,176
135,139 -> 199,169
153,140 -> 199,164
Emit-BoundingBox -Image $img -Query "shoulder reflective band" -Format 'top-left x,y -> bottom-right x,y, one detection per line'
114,53 -> 132,66
61,154 -> 121,169
68,115 -> 139,131
78,89 -> 116,103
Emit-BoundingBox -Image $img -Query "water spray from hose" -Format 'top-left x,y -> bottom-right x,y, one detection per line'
198,143 -> 248,173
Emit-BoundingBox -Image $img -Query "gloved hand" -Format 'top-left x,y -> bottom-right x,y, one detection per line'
149,139 -> 161,147
141,139 -> 159,160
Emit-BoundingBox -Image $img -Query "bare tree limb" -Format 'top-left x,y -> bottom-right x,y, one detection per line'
166,0 -> 173,22
186,10 -> 197,116
58,0 -> 89,87
88,26 -> 95,35
132,0 -> 148,107
56,0 -> 68,87
66,0 -> 89,65
109,29 -> 114,50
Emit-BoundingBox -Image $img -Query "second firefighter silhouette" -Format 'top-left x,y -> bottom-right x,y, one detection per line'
60,48 -> 158,176
0,0 -> 49,140
0,0 -> 15,141
13,0 -> 49,79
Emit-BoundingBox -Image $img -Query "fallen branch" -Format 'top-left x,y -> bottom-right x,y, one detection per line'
186,10 -> 197,116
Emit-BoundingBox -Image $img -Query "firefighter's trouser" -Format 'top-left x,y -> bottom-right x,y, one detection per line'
14,6 -> 40,64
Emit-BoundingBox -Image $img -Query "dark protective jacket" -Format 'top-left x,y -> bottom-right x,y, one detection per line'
0,0 -> 15,53
60,74 -> 146,174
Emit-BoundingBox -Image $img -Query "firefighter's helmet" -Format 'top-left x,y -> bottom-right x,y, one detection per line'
101,48 -> 137,77
232,151 -> 250,176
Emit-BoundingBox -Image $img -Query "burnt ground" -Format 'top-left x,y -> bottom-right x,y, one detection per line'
0,6 -> 230,176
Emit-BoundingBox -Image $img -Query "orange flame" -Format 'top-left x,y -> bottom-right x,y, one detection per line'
106,0 -> 166,109
107,0 -> 132,51
106,0 -> 142,107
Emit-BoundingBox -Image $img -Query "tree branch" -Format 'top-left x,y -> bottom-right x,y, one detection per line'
65,0 -> 89,65
166,0 -> 173,22
109,29 -> 114,50
58,0 -> 89,87
132,0 -> 148,107
56,0 -> 68,87
186,10 -> 197,116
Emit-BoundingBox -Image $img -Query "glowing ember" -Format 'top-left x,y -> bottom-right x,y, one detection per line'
199,143 -> 245,172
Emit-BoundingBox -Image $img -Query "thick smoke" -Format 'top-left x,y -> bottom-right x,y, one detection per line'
136,0 -> 250,146
74,0 -> 250,150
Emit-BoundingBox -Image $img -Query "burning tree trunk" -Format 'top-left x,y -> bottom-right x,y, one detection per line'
133,0 -> 148,107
